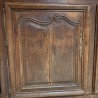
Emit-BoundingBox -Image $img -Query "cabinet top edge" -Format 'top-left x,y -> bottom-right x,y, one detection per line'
5,2 -> 91,10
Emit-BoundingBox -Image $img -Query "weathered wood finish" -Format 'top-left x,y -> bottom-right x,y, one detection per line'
0,0 -> 98,98
94,6 -> 98,94
4,2 -> 96,98
3,0 -> 98,4
0,0 -> 10,98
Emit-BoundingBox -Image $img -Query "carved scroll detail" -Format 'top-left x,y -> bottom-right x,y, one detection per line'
54,15 -> 79,26
18,14 -> 79,28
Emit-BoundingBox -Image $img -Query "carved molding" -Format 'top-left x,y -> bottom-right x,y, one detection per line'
18,14 -> 79,28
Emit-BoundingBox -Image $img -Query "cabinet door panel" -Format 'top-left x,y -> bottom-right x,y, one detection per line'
18,20 -> 50,84
5,3 -> 93,98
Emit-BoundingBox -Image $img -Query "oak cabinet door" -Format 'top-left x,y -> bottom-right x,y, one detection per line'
5,3 -> 94,98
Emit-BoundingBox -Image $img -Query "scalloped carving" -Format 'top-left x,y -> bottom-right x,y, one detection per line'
18,14 -> 79,28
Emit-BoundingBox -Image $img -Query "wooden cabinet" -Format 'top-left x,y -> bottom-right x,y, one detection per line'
4,2 -> 95,98
0,0 -> 98,98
